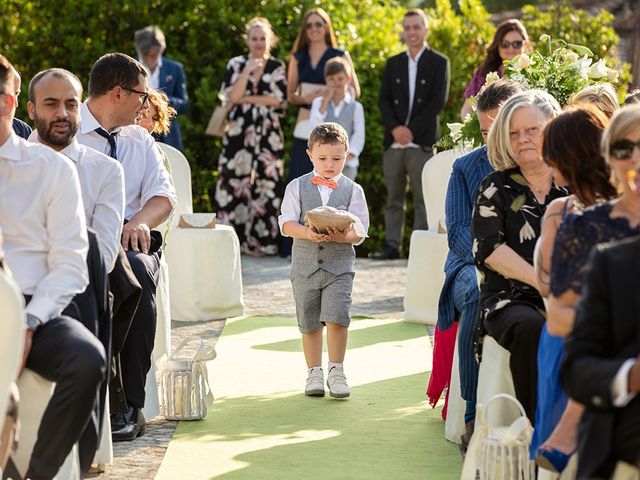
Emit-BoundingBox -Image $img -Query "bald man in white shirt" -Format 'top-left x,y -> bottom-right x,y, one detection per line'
0,54 -> 106,480
76,53 -> 176,441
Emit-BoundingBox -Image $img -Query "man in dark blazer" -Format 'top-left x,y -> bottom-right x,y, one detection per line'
560,235 -> 640,479
373,8 -> 450,260
135,25 -> 189,151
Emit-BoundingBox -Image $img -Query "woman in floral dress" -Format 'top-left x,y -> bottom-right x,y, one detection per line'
216,17 -> 286,255
472,90 -> 566,421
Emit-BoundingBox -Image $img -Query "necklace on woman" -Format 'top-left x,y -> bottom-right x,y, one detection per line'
524,171 -> 552,194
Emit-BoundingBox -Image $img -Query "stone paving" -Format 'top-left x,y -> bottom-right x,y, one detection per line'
94,255 -> 409,479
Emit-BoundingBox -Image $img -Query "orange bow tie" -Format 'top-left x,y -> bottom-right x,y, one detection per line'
311,176 -> 338,189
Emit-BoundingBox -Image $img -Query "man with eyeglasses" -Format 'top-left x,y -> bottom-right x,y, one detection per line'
76,52 -> 176,442
0,53 -> 107,480
373,7 -> 450,260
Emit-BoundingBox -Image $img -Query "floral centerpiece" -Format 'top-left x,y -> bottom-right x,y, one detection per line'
436,35 -> 620,151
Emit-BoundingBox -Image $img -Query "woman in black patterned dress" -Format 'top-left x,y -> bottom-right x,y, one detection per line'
216,17 -> 287,255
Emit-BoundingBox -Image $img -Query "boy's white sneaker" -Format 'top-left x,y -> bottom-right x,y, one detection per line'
327,365 -> 350,398
305,367 -> 325,396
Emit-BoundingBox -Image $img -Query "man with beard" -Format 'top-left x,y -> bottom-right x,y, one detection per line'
28,68 -> 125,271
76,53 -> 176,441
0,54 -> 106,480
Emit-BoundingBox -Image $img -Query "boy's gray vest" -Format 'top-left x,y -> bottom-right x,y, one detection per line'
325,101 -> 355,139
292,172 -> 355,277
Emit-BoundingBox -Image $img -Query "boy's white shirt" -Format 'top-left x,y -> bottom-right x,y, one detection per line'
278,171 -> 369,245
308,93 -> 365,168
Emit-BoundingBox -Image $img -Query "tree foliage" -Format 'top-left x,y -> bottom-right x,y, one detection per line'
0,0 -> 629,255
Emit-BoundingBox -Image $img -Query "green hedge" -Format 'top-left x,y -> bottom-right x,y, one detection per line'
1,0 -> 627,255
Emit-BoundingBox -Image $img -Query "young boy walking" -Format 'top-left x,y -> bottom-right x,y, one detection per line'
278,122 -> 369,398
308,57 -> 365,181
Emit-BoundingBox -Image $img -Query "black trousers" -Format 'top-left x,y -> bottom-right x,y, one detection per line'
484,303 -> 544,422
120,250 -> 160,409
24,316 -> 106,480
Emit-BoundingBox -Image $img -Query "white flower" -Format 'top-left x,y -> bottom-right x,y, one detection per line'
519,220 -> 536,243
230,149 -> 252,176
268,131 -> 284,151
607,69 -> 619,83
485,71 -> 500,84
513,53 -> 533,71
215,185 -> 234,208
571,55 -> 592,80
588,59 -> 609,79
494,299 -> 511,310
447,122 -> 464,142
226,116 -> 245,137
564,51 -> 579,62
482,182 -> 497,199
479,205 -> 498,218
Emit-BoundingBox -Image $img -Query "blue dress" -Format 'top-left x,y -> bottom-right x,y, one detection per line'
531,202 -> 640,456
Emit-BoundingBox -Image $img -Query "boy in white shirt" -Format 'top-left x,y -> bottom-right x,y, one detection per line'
308,58 -> 365,180
278,122 -> 369,398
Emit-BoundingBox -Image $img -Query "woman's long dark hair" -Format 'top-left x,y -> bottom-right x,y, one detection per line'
543,105 -> 617,206
478,19 -> 529,77
291,8 -> 337,54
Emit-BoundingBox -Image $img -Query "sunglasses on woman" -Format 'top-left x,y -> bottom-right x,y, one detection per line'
306,21 -> 324,29
500,40 -> 524,49
609,139 -> 640,160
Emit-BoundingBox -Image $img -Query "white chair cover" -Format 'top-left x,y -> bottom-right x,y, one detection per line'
444,333 -> 466,444
13,370 -> 80,480
475,336 -> 518,427
404,149 -> 459,324
92,390 -> 113,468
0,270 -> 25,423
158,144 -> 244,323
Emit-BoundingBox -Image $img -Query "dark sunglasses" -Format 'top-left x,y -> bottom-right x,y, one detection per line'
500,40 -> 524,49
609,139 -> 640,160
306,21 -> 324,29
122,86 -> 149,103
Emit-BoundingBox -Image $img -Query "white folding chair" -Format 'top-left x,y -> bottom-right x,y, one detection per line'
158,143 -> 244,322
404,149 -> 459,324
0,270 -> 25,425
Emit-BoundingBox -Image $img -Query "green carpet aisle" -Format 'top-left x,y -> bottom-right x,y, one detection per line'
155,316 -> 462,479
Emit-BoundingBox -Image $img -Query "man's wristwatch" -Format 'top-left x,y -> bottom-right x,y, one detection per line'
26,314 -> 43,333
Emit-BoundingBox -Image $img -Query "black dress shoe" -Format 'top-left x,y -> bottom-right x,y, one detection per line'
369,244 -> 400,260
111,406 -> 145,442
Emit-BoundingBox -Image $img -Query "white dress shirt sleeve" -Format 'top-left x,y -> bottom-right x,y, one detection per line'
308,97 -> 327,129
611,358 -> 638,407
92,161 -> 125,272
278,179 -> 302,236
140,140 -> 177,214
348,102 -> 366,159
27,161 -> 89,322
348,183 -> 370,246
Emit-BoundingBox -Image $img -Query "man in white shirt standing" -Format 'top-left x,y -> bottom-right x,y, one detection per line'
373,8 -> 450,259
0,54 -> 106,479
76,53 -> 176,442
27,68 -> 125,272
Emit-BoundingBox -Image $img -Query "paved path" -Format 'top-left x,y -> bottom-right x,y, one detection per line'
94,255 -> 409,479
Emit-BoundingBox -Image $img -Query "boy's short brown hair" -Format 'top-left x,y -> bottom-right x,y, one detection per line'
308,122 -> 349,151
324,57 -> 350,79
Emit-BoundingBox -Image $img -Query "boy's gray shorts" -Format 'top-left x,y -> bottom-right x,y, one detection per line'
291,269 -> 354,334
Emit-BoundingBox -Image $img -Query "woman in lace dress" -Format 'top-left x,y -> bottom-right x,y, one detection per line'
531,105 -> 617,472
534,104 -> 640,472
216,17 -> 287,255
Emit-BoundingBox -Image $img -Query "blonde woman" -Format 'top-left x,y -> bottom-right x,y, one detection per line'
472,90 -> 565,421
216,17 -> 287,256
